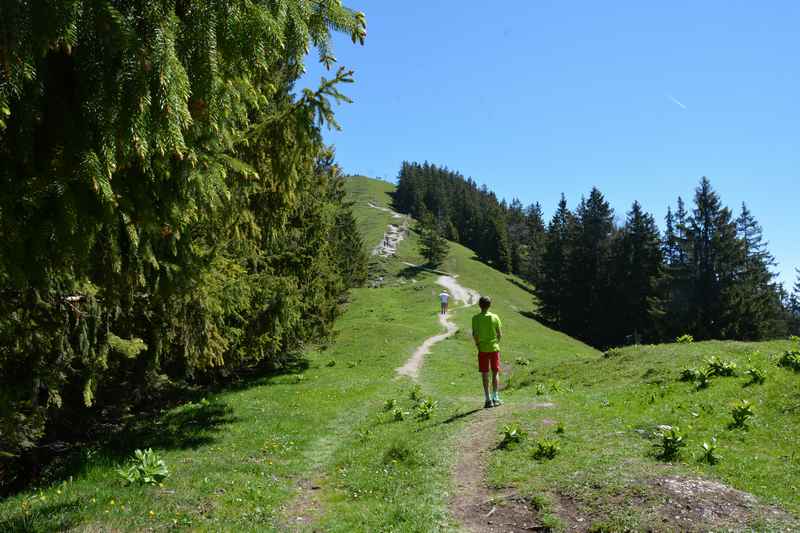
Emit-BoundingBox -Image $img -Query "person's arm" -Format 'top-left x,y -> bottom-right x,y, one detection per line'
472,317 -> 480,349
495,316 -> 502,341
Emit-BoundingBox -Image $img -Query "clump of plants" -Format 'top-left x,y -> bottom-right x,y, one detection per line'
705,356 -> 737,377
325,359 -> 337,367
603,347 -> 623,358
409,384 -> 423,402
730,399 -> 754,429
515,357 -> 530,366
414,398 -> 438,420
498,422 -> 527,449
695,367 -> 713,390
777,350 -> 800,372
555,422 -> 565,434
698,437 -> 721,465
383,398 -> 397,411
744,366 -> 766,385
653,426 -> 686,461
535,383 -> 547,396
392,408 -> 407,422
117,448 -> 169,485
382,440 -> 418,465
676,334 -> 694,344
532,438 -> 560,460
679,367 -> 701,382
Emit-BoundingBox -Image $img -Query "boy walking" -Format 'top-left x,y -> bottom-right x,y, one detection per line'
472,296 -> 503,408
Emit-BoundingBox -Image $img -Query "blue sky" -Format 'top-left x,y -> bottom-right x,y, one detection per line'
301,0 -> 799,289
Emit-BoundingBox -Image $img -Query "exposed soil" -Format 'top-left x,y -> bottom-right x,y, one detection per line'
367,202 -> 409,257
279,477 -> 326,532
451,404 -> 555,532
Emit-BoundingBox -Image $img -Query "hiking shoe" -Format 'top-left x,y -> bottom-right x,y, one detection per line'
492,398 -> 503,407
483,400 -> 494,409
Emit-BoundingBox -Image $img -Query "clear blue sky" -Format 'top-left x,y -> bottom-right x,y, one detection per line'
300,0 -> 799,289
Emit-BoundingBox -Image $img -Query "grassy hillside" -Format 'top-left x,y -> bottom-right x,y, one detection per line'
1,176 -> 796,532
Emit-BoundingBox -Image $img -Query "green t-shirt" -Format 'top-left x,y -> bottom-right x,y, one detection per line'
472,311 -> 502,352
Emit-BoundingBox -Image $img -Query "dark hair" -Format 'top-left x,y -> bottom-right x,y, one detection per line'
478,296 -> 491,309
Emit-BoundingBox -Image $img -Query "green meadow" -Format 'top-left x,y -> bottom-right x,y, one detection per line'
1,176 -> 797,532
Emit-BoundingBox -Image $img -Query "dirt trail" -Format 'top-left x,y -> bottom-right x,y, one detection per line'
395,275 -> 479,380
451,404 -> 554,532
367,202 -> 409,257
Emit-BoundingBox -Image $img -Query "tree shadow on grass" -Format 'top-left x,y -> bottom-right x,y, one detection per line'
506,277 -> 536,296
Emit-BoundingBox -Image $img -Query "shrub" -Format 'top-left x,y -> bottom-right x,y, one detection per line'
730,399 -> 754,428
117,448 -> 169,485
498,423 -> 527,449
653,426 -> 686,460
705,356 -> 737,377
679,367 -> 701,382
744,366 -> 766,385
699,437 -> 721,465
676,334 -> 694,344
603,348 -> 623,358
777,350 -> 800,372
532,438 -> 560,460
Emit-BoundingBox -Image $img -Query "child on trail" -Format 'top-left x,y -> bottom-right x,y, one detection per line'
472,296 -> 503,408
439,289 -> 450,314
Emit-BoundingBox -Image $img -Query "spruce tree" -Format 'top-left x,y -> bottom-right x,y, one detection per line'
523,202 -> 546,284
418,213 -> 450,267
685,177 -> 745,339
612,202 -> 665,343
536,195 -> 574,327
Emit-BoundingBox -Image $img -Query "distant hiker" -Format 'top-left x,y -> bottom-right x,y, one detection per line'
472,296 -> 503,408
439,289 -> 450,314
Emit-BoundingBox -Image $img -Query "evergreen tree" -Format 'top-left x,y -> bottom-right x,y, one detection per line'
685,177 -> 745,339
565,188 -> 615,345
611,202 -> 665,343
523,202 -> 546,284
663,197 -> 692,338
536,195 -> 574,327
0,1 -> 366,464
732,203 -> 784,339
418,213 -> 450,267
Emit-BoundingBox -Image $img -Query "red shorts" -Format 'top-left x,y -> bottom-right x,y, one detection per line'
478,351 -> 500,373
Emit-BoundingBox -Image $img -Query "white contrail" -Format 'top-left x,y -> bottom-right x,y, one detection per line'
667,94 -> 687,110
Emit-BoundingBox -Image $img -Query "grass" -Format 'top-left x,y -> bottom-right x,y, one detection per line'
2,176 -> 798,531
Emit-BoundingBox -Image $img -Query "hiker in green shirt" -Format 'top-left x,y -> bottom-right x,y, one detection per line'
472,296 -> 503,408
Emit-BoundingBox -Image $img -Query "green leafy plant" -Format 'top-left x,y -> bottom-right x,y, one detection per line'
744,366 -> 766,385
555,422 -> 565,434
730,399 -> 754,428
383,398 -> 397,411
679,367 -> 701,382
498,423 -> 527,449
535,383 -> 547,396
699,437 -> 721,465
603,347 -> 623,358
515,357 -> 530,366
409,384 -> 423,402
117,448 -> 169,485
392,408 -> 407,422
676,334 -> 694,344
777,350 -> 800,372
705,356 -> 737,377
790,335 -> 800,344
695,367 -> 713,390
532,438 -> 560,460
414,398 -> 438,420
325,359 -> 337,367
653,426 -> 686,460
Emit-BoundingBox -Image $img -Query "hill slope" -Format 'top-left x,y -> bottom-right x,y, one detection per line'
1,176 -> 796,532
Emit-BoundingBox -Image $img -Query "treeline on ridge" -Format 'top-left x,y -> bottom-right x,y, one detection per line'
394,161 -> 800,348
0,1 -> 368,489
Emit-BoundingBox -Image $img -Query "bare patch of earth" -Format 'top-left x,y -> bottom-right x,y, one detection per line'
451,403 -> 555,532
278,477 -> 326,532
